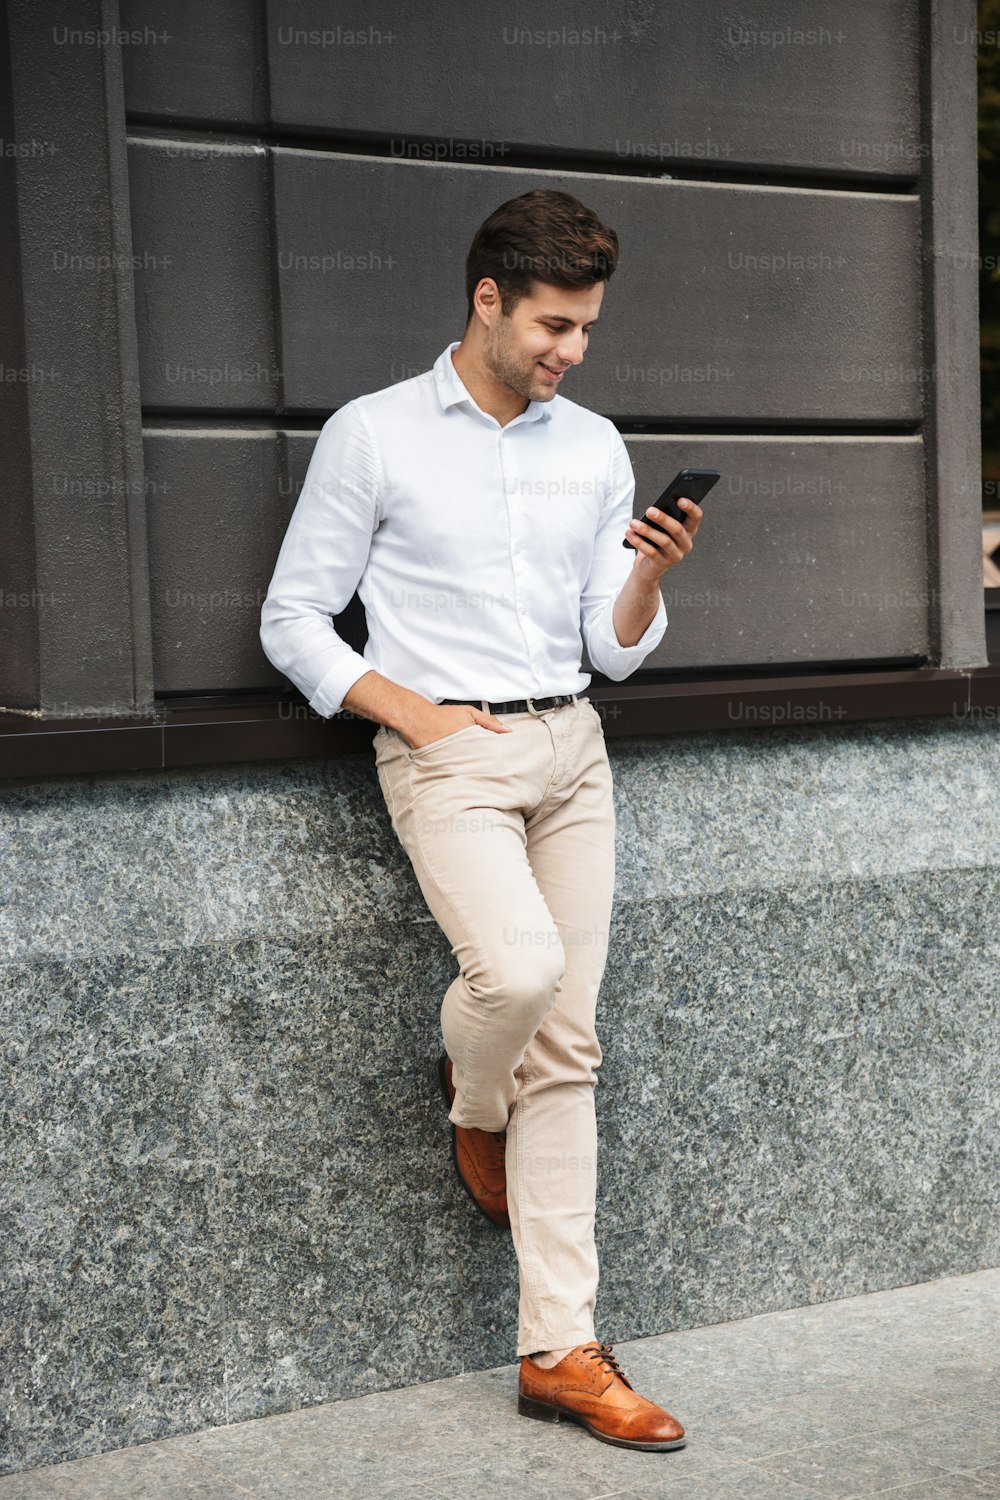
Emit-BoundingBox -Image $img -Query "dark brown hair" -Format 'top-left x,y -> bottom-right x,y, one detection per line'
464,189 -> 619,323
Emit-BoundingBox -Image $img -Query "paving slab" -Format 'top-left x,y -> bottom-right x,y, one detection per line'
2,1267 -> 997,1499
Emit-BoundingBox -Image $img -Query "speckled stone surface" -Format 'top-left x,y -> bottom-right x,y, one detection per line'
2,713 -> 998,1474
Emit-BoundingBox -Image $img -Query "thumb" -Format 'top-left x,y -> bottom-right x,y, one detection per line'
476,712 -> 513,735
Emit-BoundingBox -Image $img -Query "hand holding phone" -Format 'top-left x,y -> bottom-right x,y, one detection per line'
623,467 -> 721,548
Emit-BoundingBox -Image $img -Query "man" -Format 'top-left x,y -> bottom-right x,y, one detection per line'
260,188 -> 702,1452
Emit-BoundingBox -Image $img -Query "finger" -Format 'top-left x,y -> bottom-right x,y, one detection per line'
642,508 -> 689,543
627,517 -> 681,553
641,519 -> 690,558
667,517 -> 694,552
476,711 -> 513,734
651,509 -> 695,551
626,520 -> 679,559
678,498 -> 702,530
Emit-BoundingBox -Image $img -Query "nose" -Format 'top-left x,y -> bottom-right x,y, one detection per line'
553,330 -> 586,367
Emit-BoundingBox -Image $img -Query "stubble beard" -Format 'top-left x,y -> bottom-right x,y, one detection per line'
485,316 -> 551,403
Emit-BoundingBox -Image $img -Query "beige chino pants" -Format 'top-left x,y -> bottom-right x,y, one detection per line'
373,696 -> 616,1356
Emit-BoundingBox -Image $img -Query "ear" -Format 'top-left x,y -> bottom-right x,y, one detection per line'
474,277 -> 500,323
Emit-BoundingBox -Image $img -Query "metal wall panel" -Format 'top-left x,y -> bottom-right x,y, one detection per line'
625,435 -> 928,668
272,153 -> 922,421
0,4 -> 38,707
120,0 -> 267,125
114,0 -> 986,695
1,0 -> 153,715
144,429 -> 281,691
128,139 -> 278,412
263,0 -> 919,179
117,1 -> 920,180
143,430 -> 927,691
920,4 -> 984,668
128,141 -> 923,424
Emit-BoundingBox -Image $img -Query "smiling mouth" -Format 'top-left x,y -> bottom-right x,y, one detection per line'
539,363 -> 567,380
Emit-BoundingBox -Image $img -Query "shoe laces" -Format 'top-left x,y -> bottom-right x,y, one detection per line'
585,1341 -> 634,1391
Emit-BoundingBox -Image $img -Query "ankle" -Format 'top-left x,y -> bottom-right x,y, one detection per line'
531,1345 -> 574,1369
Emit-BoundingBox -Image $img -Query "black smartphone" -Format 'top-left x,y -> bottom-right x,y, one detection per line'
623,467 -> 721,548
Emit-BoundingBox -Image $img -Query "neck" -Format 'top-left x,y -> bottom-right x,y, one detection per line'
450,339 -> 529,428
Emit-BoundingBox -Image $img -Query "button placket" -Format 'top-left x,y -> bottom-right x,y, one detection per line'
497,427 -> 533,659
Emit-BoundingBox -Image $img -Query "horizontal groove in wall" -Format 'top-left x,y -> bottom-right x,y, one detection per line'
139,412 -> 925,438
145,657 -> 932,696
618,655 -> 930,683
124,121 -> 919,196
615,419 -> 924,438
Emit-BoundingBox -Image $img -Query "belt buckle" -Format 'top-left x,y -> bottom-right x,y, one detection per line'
526,695 -> 572,718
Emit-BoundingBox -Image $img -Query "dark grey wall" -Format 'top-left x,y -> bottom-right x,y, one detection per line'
1,0 -> 153,717
0,0 -> 986,715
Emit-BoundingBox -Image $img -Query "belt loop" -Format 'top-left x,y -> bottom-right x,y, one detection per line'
481,699 -> 490,714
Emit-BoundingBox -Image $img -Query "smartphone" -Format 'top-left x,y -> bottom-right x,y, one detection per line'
623,467 -> 721,548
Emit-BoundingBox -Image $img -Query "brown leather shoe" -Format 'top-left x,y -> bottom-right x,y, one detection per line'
518,1340 -> 686,1451
438,1053 -> 509,1229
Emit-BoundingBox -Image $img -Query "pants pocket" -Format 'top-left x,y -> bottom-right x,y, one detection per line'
406,723 -> 485,760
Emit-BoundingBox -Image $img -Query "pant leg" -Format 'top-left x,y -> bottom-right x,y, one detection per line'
508,699 -> 616,1355
372,700 -> 614,1355
373,716 -> 566,1131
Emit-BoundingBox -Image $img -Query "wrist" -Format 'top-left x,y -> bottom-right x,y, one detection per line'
390,690 -> 436,738
627,567 -> 664,607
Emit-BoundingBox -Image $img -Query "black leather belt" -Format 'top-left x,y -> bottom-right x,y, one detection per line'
439,693 -> 580,716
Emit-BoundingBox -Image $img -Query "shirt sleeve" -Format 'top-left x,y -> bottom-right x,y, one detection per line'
259,401 -> 380,717
579,425 -> 667,680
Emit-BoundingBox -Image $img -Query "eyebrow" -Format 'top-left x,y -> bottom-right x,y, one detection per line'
538,315 -> 600,328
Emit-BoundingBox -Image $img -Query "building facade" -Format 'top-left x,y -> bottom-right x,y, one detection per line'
1,0 -> 997,1477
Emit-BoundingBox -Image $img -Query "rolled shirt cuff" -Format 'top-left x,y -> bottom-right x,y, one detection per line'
307,651 -> 373,718
587,593 -> 667,679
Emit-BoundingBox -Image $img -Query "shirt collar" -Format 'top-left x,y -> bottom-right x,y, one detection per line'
432,341 -> 553,424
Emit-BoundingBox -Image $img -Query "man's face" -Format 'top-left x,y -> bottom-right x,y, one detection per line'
481,279 -> 605,403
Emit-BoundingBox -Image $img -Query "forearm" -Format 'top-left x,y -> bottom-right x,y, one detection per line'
342,669 -> 434,736
611,568 -> 663,648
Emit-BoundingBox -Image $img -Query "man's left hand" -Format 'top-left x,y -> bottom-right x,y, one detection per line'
625,497 -> 702,582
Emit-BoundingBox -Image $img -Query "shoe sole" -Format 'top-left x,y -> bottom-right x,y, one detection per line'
518,1392 -> 686,1451
437,1053 -> 509,1231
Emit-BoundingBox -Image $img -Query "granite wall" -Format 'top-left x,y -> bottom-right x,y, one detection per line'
3,714 -> 999,1474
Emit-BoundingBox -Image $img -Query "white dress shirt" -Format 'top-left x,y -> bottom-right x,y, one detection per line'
259,341 -> 667,716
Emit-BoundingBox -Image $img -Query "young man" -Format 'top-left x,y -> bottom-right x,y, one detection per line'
260,189 -> 702,1452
